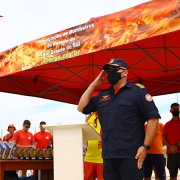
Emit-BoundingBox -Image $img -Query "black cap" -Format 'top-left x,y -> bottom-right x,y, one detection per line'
102,58 -> 128,70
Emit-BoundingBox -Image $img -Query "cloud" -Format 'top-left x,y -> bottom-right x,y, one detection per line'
0,92 -> 85,137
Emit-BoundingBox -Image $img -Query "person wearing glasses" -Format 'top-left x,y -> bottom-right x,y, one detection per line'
12,120 -> 34,148
34,121 -> 52,149
12,119 -> 35,177
78,58 -> 160,180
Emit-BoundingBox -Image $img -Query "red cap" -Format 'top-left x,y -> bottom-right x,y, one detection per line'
7,124 -> 16,131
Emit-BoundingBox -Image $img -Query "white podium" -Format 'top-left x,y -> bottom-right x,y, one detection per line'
44,122 -> 101,180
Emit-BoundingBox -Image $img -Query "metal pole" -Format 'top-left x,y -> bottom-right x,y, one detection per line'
177,93 -> 179,103
1,129 -> 2,140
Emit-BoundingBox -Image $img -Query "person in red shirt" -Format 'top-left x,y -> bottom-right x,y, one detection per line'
163,103 -> 180,180
34,121 -> 52,179
34,121 -> 52,149
12,120 -> 34,147
3,124 -> 16,142
12,119 -> 35,177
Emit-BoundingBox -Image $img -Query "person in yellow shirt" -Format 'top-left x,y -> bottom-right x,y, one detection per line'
84,112 -> 103,180
144,122 -> 166,180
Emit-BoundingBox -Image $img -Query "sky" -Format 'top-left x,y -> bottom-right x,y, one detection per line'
0,0 -> 179,137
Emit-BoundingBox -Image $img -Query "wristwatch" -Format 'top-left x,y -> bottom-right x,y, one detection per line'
142,144 -> 150,150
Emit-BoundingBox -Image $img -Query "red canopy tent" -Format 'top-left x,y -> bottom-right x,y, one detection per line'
0,0 -> 180,104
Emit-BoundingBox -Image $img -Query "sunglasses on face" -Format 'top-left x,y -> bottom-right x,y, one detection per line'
25,126 -> 30,129
106,67 -> 125,73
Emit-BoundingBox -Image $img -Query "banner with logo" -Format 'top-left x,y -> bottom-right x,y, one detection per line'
0,0 -> 180,77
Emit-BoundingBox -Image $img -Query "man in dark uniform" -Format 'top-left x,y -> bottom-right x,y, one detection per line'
77,58 -> 160,180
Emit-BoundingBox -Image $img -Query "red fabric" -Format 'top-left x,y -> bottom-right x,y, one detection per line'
12,130 -> 35,146
84,161 -> 104,180
34,131 -> 51,149
1,1 -> 180,104
114,88 -> 120,94
1,29 -> 180,105
163,118 -> 180,154
3,134 -> 13,142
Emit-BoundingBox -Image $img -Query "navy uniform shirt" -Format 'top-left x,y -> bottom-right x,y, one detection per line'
83,81 -> 161,159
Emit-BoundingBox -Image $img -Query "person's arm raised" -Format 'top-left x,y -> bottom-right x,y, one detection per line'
77,70 -> 106,112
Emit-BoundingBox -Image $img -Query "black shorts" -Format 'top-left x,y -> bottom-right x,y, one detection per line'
103,158 -> 144,180
144,154 -> 166,179
167,153 -> 180,177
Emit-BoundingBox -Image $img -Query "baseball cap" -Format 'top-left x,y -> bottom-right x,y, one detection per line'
7,124 -> 16,131
102,58 -> 128,70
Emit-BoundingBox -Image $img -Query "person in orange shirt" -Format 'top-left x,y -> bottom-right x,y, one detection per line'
34,121 -> 52,149
144,122 -> 166,180
12,119 -> 35,177
84,112 -> 103,180
3,124 -> 16,142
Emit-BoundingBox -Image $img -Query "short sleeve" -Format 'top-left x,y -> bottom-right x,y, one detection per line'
135,86 -> 161,121
82,96 -> 98,114
12,131 -> 19,142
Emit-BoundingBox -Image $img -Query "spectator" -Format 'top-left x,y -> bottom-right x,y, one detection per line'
3,124 -> 16,142
84,112 -> 103,180
163,102 -> 180,180
12,119 -> 35,177
78,58 -> 160,180
34,121 -> 52,149
2,124 -> 17,179
144,122 -> 166,180
12,120 -> 34,148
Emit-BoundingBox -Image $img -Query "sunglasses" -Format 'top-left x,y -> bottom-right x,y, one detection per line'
25,126 -> 30,129
106,67 -> 125,73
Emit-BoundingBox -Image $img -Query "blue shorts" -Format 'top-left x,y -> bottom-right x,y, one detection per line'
103,158 -> 144,180
167,153 -> 180,177
144,154 -> 166,179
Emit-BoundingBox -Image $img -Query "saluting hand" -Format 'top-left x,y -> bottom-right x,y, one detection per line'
91,70 -> 106,87
135,146 -> 147,169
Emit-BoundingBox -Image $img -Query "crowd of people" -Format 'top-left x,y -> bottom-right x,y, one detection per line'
1,120 -> 52,178
78,58 -> 180,180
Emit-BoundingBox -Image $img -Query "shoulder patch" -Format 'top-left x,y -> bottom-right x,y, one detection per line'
135,83 -> 145,89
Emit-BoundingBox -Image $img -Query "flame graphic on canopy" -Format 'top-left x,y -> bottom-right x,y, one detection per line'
0,0 -> 180,77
